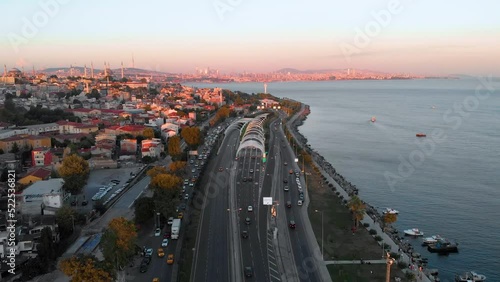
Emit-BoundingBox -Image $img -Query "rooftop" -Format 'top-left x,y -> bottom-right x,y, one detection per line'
22,178 -> 65,195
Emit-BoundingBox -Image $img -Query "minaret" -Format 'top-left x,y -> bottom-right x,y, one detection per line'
32,65 -> 35,76
264,83 -> 267,94
91,62 -> 94,78
70,64 -> 73,76
132,53 -> 135,68
4,65 -> 7,77
104,62 -> 108,77
121,61 -> 124,78
84,64 -> 87,78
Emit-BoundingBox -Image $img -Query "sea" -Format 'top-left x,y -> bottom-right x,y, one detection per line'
189,79 -> 500,281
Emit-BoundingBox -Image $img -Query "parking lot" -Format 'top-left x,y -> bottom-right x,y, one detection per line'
69,166 -> 144,212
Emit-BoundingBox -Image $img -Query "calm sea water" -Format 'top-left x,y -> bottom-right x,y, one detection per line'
190,79 -> 500,281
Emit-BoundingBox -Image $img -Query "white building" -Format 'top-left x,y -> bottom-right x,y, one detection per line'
21,178 -> 69,215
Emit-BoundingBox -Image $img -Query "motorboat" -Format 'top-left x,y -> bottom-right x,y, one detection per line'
371,116 -> 376,122
382,208 -> 399,215
422,235 -> 443,246
427,238 -> 458,253
455,271 -> 487,282
416,133 -> 427,137
404,228 -> 424,236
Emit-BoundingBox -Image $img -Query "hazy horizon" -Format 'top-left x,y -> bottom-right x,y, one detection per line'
1,0 -> 499,76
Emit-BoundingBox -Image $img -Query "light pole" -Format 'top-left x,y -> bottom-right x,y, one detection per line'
385,252 -> 395,282
315,210 -> 324,259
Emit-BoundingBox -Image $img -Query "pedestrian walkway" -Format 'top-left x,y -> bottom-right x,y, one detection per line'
325,259 -> 386,265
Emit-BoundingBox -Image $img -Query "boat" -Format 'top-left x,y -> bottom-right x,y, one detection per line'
404,228 -> 424,236
422,235 -> 443,246
371,116 -> 376,122
455,271 -> 487,282
382,208 -> 399,215
416,133 -> 427,137
427,238 -> 458,253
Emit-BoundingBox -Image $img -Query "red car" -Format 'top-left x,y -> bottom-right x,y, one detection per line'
163,231 -> 171,239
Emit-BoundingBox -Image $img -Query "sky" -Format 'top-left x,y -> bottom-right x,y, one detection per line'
0,0 -> 499,75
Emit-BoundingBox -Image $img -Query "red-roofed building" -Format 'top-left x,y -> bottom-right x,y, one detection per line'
18,167 -> 52,185
105,124 -> 146,137
32,147 -> 53,167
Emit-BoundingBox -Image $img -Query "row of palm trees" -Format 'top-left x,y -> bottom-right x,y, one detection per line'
348,195 -> 397,230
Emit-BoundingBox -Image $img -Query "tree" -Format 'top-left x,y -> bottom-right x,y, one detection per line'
10,142 -> 20,154
383,213 -> 398,231
147,166 -> 168,178
167,135 -> 182,159
56,206 -> 76,239
58,154 -> 90,194
134,197 -> 155,224
150,173 -> 182,191
87,89 -> 100,100
37,227 -> 56,268
100,217 -> 137,270
141,156 -> 155,164
60,255 -> 113,282
181,127 -> 201,148
143,128 -> 154,139
169,161 -> 187,175
0,148 -> 4,154
347,195 -> 365,228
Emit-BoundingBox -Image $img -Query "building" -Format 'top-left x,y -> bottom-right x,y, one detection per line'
31,147 -> 53,167
0,134 -> 51,153
141,138 -> 163,158
56,121 -> 99,134
20,178 -> 68,215
120,139 -> 137,155
18,167 -> 52,185
105,124 -> 146,137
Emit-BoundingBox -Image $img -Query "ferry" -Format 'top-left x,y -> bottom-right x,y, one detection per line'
416,133 -> 427,137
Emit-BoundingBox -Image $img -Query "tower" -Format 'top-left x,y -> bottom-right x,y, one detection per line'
32,65 -> 35,76
104,62 -> 108,77
70,64 -> 73,76
121,61 -> 124,79
3,65 -> 6,77
91,62 -> 94,78
84,64 -> 87,78
347,68 -> 350,76
264,83 -> 267,94
132,53 -> 135,68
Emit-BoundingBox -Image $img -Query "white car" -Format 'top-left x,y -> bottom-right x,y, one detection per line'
161,239 -> 169,247
247,206 -> 253,212
297,200 -> 303,206
154,228 -> 161,237
167,217 -> 174,225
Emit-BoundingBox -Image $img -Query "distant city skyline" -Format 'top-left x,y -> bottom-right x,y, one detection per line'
1,0 -> 499,76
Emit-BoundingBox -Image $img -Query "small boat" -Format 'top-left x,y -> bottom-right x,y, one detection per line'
455,271 -> 487,282
422,235 -> 443,246
404,228 -> 424,236
382,208 -> 399,215
428,238 -> 458,253
416,133 -> 427,137
371,116 -> 376,122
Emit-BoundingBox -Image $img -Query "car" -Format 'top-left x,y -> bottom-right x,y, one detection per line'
286,201 -> 292,208
242,177 -> 247,182
145,248 -> 153,257
283,179 -> 288,183
153,278 -> 159,282
184,193 -> 189,200
289,169 -> 293,174
166,254 -> 174,265
247,206 -> 253,212
297,200 -> 303,206
219,167 -> 224,172
143,256 -> 151,265
179,203 -> 186,210
184,179 -> 189,184
71,201 -> 77,206
178,212 -> 183,219
157,248 -> 165,257
284,162 -> 288,166
154,228 -> 161,237
249,169 -> 254,173
167,217 -> 174,225
245,217 -> 251,225
81,200 -> 88,206
298,193 -> 304,200
191,169 -> 196,173
283,185 -> 289,192
244,266 -> 254,277
161,239 -> 169,247
163,231 -> 171,239
289,220 -> 296,229
241,230 -> 248,238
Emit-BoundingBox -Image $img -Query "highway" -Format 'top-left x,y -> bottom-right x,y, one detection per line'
191,127 -> 240,282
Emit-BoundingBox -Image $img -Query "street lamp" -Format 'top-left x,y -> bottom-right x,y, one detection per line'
385,252 -> 395,282
314,210 -> 324,259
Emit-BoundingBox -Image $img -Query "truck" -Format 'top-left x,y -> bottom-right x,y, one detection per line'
171,219 -> 181,239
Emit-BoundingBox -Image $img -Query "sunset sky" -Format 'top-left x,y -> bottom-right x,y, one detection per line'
1,0 -> 499,75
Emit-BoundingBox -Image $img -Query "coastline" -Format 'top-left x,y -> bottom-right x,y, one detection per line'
285,102 -> 436,282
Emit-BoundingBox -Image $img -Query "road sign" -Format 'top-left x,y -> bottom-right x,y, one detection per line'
263,197 -> 273,205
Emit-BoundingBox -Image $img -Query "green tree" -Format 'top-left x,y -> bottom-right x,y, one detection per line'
58,154 -> 90,194
56,206 -> 76,239
150,173 -> 182,218
37,227 -> 56,268
100,217 -> 137,270
134,197 -> 155,224
167,135 -> 182,158
347,195 -> 365,228
10,142 -> 20,154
